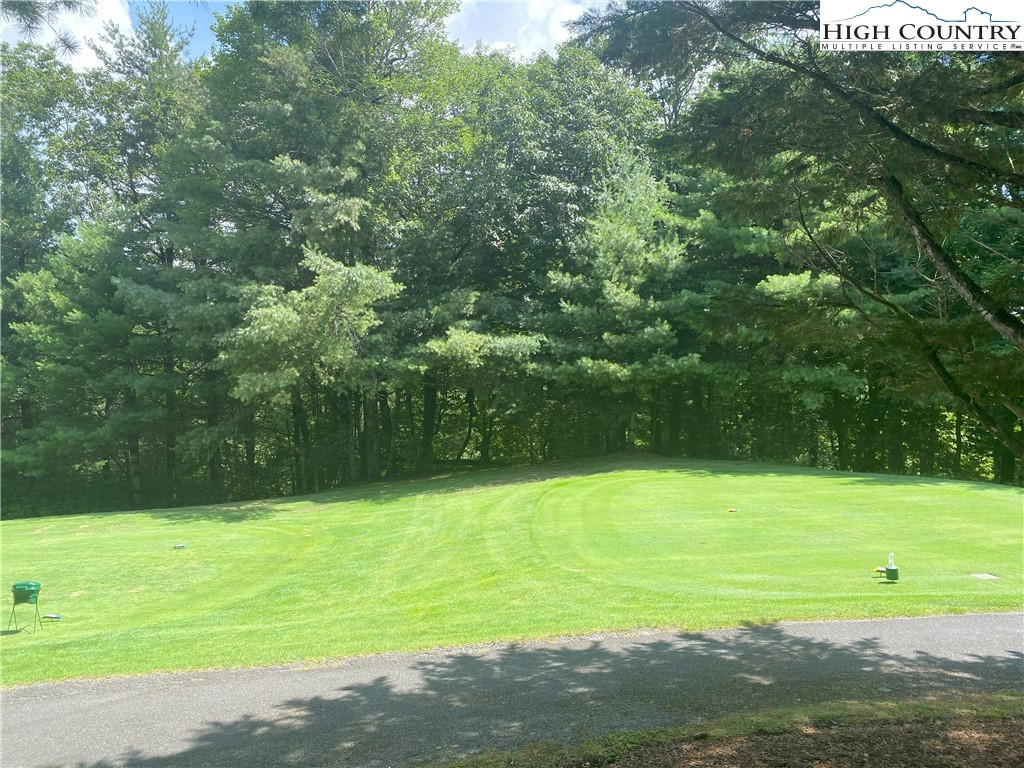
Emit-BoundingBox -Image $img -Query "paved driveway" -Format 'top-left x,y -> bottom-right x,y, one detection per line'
2,613 -> 1022,767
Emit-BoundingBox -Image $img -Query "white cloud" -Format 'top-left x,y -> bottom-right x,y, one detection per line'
76,0 -> 134,71
516,0 -> 581,57
446,1 -> 601,59
1,0 -> 134,71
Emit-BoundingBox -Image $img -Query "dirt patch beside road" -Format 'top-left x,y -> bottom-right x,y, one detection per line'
607,713 -> 1023,767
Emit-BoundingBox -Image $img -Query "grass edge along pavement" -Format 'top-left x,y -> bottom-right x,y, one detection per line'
2,456 -> 1022,686
437,690 -> 1024,768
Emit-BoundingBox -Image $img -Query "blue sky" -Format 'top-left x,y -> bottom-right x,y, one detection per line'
1,1 -> 605,69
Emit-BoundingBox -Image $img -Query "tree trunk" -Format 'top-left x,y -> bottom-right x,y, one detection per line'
954,411 -> 963,477
291,388 -> 315,494
164,353 -> 177,504
379,390 -> 396,478
362,388 -> 380,480
917,409 -> 936,477
855,380 -> 886,472
128,436 -> 142,508
207,392 -> 224,502
244,407 -> 257,498
456,388 -> 476,461
417,381 -> 438,471
782,394 -> 795,462
667,387 -> 683,454
124,389 -> 142,508
829,394 -> 852,471
797,220 -> 1024,465
885,401 -> 905,475
290,392 -> 302,495
337,391 -> 357,484
650,390 -> 663,453
807,411 -> 820,468
923,347 -> 1024,462
880,174 -> 1024,352
688,380 -> 710,458
992,407 -> 1018,483
479,407 -> 494,464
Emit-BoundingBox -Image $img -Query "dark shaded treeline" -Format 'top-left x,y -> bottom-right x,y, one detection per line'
2,1 -> 1020,517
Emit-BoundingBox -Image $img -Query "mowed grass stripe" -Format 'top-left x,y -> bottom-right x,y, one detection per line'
528,468 -> 1019,625
2,458 -> 1021,685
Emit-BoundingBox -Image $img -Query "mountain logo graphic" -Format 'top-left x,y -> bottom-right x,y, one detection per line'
819,0 -> 1023,49
830,1 -> 1014,23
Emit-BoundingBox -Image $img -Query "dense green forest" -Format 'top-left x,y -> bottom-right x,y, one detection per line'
2,1 -> 1022,517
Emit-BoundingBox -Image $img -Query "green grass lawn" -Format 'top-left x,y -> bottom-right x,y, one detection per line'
2,456 -> 1021,686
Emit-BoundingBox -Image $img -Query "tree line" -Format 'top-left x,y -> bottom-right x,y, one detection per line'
2,1 -> 1021,517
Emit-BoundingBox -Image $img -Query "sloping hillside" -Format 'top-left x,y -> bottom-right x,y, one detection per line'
2,457 -> 1021,685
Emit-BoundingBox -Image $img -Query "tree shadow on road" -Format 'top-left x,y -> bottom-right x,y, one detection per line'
52,619 -> 1023,768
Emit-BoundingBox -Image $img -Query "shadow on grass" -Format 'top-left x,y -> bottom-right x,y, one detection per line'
141,499 -> 279,524
144,455 -> 658,523
8,616 -> 1022,768
146,454 -> 1011,524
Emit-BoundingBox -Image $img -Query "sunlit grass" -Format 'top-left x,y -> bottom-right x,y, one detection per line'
2,456 -> 1021,685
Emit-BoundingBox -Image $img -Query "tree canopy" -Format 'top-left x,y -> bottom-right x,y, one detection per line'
3,0 -> 1021,516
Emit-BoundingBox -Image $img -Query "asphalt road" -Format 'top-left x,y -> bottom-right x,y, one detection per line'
2,613 -> 1022,768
